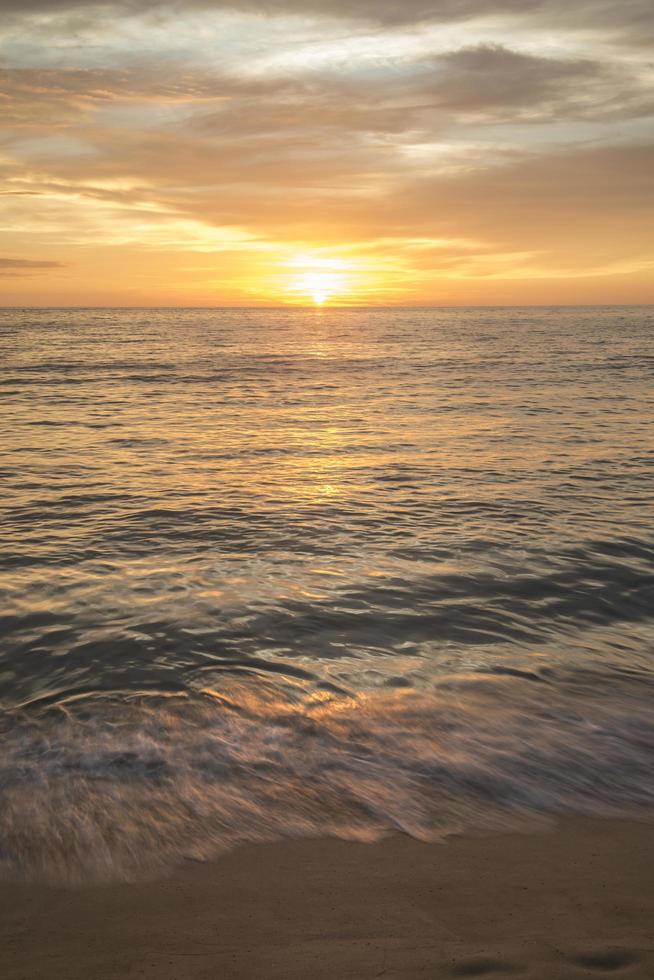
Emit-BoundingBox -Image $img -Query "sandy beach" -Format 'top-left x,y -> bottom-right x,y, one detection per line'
1,817 -> 652,979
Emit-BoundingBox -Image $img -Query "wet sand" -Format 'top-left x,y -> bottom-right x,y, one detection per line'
1,817 -> 652,979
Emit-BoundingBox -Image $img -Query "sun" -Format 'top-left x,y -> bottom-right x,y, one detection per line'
295,271 -> 342,305
285,255 -> 350,306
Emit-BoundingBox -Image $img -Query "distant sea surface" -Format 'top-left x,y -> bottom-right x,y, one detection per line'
1,306 -> 653,881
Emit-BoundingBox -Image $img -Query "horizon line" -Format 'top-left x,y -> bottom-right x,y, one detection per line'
2,303 -> 653,311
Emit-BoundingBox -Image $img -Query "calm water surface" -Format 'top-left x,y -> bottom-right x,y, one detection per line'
1,306 -> 653,880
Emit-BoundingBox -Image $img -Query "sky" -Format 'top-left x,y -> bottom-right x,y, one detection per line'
1,0 -> 653,306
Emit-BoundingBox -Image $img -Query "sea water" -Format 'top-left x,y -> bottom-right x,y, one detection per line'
1,306 -> 653,881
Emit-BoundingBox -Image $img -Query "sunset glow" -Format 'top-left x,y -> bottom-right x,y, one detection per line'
1,3 -> 653,306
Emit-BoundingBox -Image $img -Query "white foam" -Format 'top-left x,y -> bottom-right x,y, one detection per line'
1,675 -> 653,883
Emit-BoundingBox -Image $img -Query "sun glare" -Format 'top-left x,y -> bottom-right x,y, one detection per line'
286,255 -> 350,306
296,272 -> 343,305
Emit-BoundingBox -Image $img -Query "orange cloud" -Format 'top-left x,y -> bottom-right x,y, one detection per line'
1,3 -> 653,305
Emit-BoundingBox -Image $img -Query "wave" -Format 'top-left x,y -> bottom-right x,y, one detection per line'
1,672 -> 653,883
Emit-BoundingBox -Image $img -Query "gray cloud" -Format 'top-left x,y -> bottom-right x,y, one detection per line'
308,44 -> 654,124
0,257 -> 66,277
0,257 -> 64,268
0,67 -> 234,127
3,43 -> 651,139
431,45 -> 606,116
2,0 -> 653,39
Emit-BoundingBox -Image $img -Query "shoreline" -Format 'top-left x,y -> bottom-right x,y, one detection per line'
1,816 -> 652,978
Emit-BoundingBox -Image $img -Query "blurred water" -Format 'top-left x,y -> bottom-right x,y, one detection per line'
1,306 -> 653,880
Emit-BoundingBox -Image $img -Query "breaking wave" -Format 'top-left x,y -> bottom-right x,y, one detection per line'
2,671 -> 653,882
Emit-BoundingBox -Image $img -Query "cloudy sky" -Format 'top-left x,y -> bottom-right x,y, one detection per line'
1,0 -> 653,305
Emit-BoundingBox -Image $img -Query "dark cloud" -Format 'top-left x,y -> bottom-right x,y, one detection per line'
431,45 -> 603,115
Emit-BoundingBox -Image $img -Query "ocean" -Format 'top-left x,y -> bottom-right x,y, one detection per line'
1,305 -> 653,882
